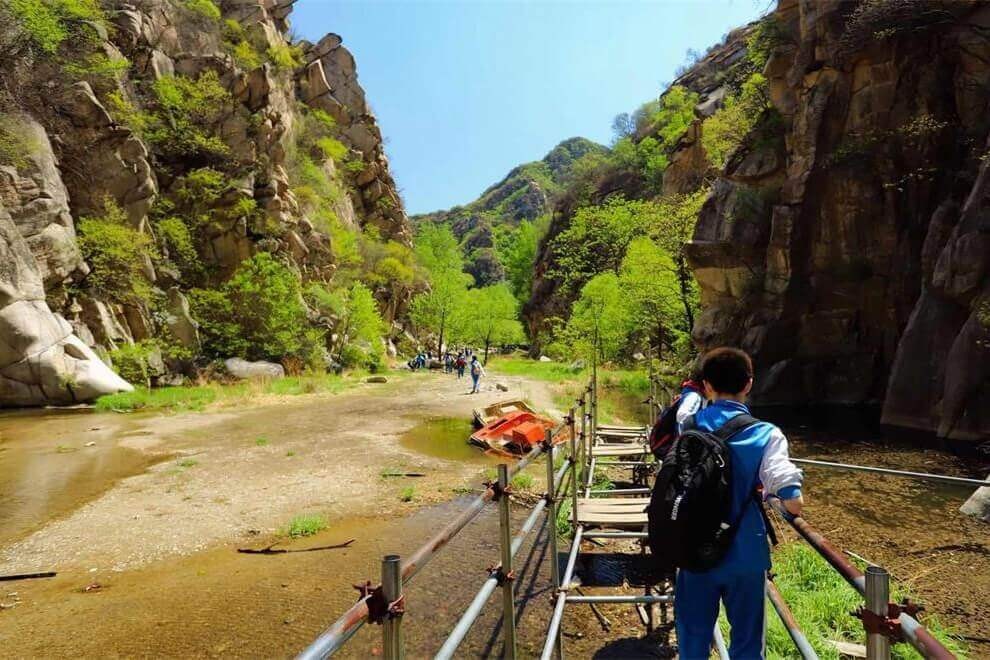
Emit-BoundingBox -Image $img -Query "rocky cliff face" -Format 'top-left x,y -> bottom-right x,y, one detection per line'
686,0 -> 990,440
0,0 -> 409,406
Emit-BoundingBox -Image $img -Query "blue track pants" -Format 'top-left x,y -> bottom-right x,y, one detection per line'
675,569 -> 766,659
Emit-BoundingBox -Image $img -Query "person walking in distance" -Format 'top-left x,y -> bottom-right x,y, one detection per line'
649,347 -> 803,659
469,355 -> 485,394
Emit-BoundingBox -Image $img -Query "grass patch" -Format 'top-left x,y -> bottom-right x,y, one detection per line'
285,514 -> 326,538
399,486 -> 416,502
511,471 -> 535,491
177,458 -> 198,468
254,437 -> 269,447
715,543 -> 968,659
55,444 -> 76,453
94,370 -> 386,414
286,450 -> 295,457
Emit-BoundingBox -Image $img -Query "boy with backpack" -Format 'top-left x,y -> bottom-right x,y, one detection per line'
648,347 -> 803,659
469,355 -> 485,393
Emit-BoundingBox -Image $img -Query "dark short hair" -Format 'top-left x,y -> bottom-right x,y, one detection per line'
701,347 -> 753,395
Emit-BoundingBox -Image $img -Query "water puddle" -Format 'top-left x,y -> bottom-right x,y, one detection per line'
399,416 -> 496,463
0,408 -> 170,545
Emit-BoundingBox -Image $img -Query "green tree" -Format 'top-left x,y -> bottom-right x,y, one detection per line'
550,197 -> 660,295
190,253 -> 322,363
494,216 -> 548,303
459,284 -> 525,364
409,224 -> 471,355
323,282 -> 385,370
701,73 -> 771,170
618,237 -> 685,357
77,199 -> 156,304
561,272 -> 632,363
408,268 -> 469,357
649,190 -> 707,332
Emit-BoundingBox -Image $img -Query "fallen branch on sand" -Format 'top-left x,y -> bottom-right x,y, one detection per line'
381,472 -> 426,478
0,571 -> 57,582
237,539 -> 355,555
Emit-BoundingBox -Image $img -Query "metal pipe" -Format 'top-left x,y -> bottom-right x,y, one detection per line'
597,460 -> 652,467
560,527 -> 584,591
865,566 -> 891,660
382,555 -> 403,660
585,457 -> 596,497
588,487 -> 651,495
496,465 -> 517,659
299,443 -> 548,660
542,591 -> 568,660
768,497 -> 958,660
766,579 -> 818,660
569,408 -> 579,534
791,458 -> 989,488
435,459 -> 567,660
544,429 -> 563,660
713,624 -> 730,660
565,595 -> 673,604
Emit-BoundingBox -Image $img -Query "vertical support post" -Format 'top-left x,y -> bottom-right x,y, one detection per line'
568,407 -> 578,531
865,566 -> 891,660
647,346 -> 655,423
544,429 -> 563,659
579,397 -> 587,490
497,464 -> 517,659
382,554 -> 404,660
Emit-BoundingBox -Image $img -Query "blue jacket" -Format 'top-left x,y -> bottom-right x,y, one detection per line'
683,399 -> 802,575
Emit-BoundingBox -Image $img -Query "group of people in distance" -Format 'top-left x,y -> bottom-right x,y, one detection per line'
649,347 -> 804,659
407,348 -> 486,394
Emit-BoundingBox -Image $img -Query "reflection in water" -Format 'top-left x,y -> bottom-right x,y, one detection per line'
0,408 -> 161,544
399,416 -> 497,463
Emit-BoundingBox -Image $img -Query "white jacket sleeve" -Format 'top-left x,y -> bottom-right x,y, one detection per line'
759,426 -> 803,499
675,391 -> 703,432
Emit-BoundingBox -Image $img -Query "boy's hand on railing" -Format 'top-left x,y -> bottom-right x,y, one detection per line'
782,494 -> 804,517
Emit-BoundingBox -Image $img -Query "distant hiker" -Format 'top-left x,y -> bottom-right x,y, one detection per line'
444,352 -> 454,374
469,355 -> 485,393
647,347 -> 803,660
648,370 -> 705,461
456,353 -> 466,379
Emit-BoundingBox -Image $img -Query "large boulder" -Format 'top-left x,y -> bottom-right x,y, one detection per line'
223,357 -> 285,379
0,201 -> 132,406
960,475 -> 990,523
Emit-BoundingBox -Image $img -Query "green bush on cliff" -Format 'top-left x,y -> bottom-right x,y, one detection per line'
189,253 -> 323,364
155,215 -> 202,278
8,0 -> 104,54
183,0 -> 220,20
63,52 -> 131,81
109,340 -> 160,387
701,72 -> 772,170
267,42 -> 304,70
108,72 -> 232,161
0,114 -> 38,168
78,199 -> 156,304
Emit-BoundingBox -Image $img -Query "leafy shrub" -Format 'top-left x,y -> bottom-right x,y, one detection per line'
109,72 -> 232,161
231,40 -> 262,70
0,114 -> 37,168
746,16 -> 789,70
109,340 -> 159,386
183,0 -> 220,20
8,0 -> 104,54
316,136 -> 348,163
77,199 -> 156,303
155,215 -> 201,277
701,73 -> 772,170
189,252 -> 324,363
63,52 -> 130,80
267,42 -> 303,70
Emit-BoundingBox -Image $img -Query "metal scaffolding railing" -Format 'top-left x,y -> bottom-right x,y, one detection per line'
297,366 -> 963,660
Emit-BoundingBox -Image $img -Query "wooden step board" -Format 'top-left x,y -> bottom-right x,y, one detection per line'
576,497 -> 650,527
596,430 -> 646,440
597,424 -> 648,432
591,444 -> 649,457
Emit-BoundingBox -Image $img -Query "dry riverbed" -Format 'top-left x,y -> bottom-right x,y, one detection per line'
0,370 -> 559,656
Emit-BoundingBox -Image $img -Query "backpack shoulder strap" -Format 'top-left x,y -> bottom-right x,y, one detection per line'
712,413 -> 759,442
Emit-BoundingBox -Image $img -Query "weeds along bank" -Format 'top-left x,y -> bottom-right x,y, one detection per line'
0,0 -> 415,407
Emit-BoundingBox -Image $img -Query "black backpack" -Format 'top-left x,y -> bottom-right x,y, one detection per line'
647,413 -> 761,572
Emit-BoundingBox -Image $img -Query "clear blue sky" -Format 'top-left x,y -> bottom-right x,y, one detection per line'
291,1 -> 770,215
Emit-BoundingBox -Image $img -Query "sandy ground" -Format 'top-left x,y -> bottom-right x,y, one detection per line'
0,371 -> 557,575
